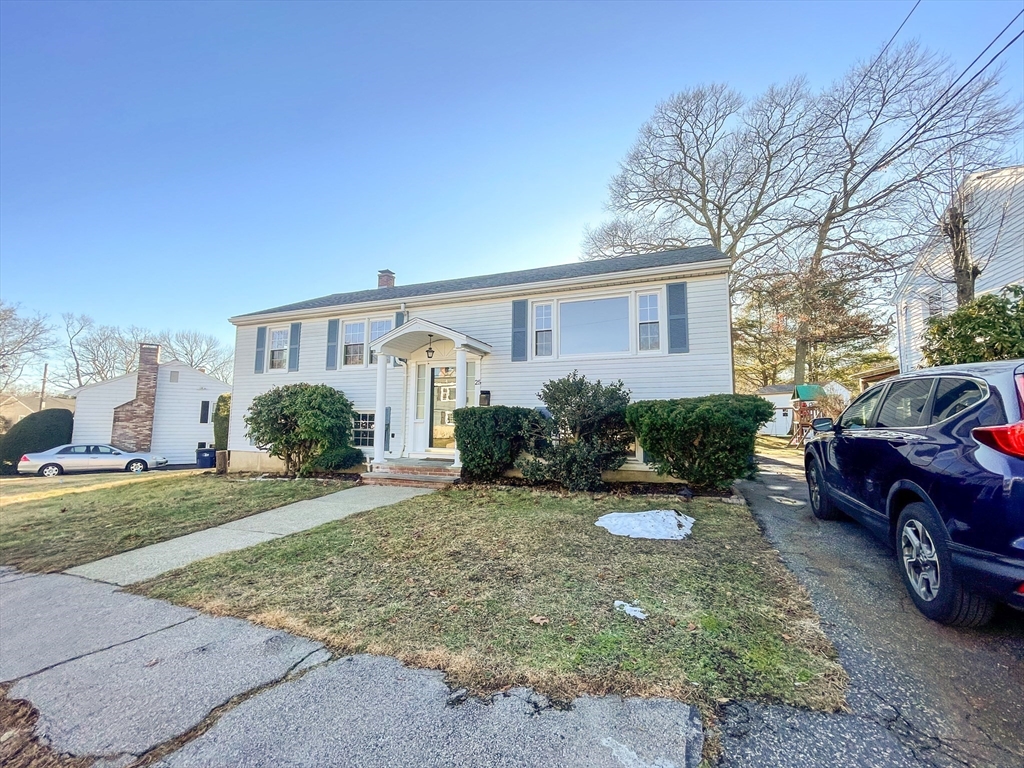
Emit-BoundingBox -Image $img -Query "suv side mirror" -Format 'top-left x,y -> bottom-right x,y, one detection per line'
811,417 -> 835,433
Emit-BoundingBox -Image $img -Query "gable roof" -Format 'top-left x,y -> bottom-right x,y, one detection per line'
234,246 -> 728,321
64,362 -> 228,396
755,384 -> 793,395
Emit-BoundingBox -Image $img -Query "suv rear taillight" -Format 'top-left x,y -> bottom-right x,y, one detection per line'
972,422 -> 1024,459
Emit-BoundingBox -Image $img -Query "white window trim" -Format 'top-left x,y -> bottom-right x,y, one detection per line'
636,291 -> 663,355
528,287 -> 668,362
342,319 -> 368,368
368,317 -> 394,365
267,326 -> 290,372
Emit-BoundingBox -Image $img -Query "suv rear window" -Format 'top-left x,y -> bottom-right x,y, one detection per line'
876,378 -> 934,428
930,378 -> 986,423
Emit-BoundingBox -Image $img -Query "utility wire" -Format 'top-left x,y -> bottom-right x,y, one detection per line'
867,9 -> 1024,176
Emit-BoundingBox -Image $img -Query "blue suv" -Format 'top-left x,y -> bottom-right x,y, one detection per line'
804,360 -> 1024,627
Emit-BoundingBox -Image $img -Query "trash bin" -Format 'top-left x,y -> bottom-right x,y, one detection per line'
196,448 -> 217,469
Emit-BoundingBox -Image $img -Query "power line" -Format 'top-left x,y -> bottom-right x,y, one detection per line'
864,8 -> 1024,179
846,0 -> 922,103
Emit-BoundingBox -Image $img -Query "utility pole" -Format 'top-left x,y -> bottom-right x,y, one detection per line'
38,363 -> 48,411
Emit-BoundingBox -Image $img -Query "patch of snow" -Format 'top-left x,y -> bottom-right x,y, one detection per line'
614,601 -> 648,620
595,510 -> 695,540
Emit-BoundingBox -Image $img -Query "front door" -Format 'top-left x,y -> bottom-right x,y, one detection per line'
430,366 -> 457,449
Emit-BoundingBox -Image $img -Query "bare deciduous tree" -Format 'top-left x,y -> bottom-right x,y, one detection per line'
154,329 -> 233,381
0,301 -> 53,392
587,43 -> 1020,383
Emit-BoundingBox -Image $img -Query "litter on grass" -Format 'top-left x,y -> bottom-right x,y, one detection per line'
613,601 -> 648,620
595,509 -> 695,540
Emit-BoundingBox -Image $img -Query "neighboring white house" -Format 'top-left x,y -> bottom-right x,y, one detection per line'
226,247 -> 735,476
896,165 -> 1024,372
67,343 -> 229,464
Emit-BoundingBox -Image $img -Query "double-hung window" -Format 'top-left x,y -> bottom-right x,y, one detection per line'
534,304 -> 552,357
343,322 -> 365,366
369,319 -> 393,364
353,413 -> 375,447
269,328 -> 289,370
638,293 -> 660,351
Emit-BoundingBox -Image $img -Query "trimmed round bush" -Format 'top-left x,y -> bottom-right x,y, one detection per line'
626,395 -> 774,491
453,405 -> 545,481
0,408 -> 74,472
313,445 -> 367,473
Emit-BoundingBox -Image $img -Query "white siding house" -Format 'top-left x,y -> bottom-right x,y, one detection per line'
227,247 -> 735,475
896,166 -> 1024,372
69,359 -> 229,464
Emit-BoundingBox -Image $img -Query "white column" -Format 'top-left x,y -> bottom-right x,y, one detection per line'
452,345 -> 467,467
373,352 -> 388,464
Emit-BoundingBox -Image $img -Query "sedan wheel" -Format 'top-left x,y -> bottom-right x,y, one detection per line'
40,464 -> 62,478
900,519 -> 940,601
126,460 -> 147,473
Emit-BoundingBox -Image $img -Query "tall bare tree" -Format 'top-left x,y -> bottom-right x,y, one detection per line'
586,43 -> 1020,383
0,301 -> 53,392
154,329 -> 233,381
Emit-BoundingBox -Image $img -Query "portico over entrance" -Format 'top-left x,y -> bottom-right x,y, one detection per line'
369,318 -> 491,466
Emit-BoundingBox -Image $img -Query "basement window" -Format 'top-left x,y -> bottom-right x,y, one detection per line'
353,413 -> 375,447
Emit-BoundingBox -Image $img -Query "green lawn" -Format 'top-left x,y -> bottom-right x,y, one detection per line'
136,487 -> 847,735
0,474 -> 352,572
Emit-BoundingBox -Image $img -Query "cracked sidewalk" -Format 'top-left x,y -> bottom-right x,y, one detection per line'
0,570 -> 704,767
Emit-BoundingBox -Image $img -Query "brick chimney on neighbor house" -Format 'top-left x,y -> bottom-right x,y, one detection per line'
378,269 -> 395,289
111,343 -> 160,452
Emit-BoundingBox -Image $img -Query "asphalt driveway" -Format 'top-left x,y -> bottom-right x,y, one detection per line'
725,454 -> 1024,768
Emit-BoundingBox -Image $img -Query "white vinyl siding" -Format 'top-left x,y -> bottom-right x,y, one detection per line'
71,364 -> 228,465
896,166 -> 1024,372
226,272 -> 733,459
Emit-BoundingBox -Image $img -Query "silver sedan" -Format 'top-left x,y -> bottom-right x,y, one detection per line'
18,444 -> 169,477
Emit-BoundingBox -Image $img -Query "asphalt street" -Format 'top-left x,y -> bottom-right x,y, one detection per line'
725,455 -> 1024,768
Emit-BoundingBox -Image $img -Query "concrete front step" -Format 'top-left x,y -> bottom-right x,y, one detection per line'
361,472 -> 458,489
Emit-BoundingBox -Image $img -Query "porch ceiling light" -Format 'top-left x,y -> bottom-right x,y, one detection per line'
426,334 -> 435,359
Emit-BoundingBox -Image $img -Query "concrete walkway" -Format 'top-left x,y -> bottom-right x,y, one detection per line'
66,484 -> 432,586
0,569 -> 703,767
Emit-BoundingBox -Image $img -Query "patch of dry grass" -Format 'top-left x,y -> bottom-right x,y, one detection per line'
136,487 -> 847,730
0,475 -> 352,572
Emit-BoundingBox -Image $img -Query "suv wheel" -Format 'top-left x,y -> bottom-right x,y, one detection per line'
806,459 -> 841,520
896,502 -> 994,627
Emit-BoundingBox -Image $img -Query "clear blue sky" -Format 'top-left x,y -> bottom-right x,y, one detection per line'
2,0 -> 1022,347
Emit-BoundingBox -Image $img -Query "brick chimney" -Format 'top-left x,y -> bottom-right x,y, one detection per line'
111,343 -> 160,452
378,269 -> 395,289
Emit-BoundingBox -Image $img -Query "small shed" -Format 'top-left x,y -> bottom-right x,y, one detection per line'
755,384 -> 795,437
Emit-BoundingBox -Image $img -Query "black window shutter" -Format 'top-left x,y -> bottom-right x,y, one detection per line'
254,326 -> 267,373
326,319 -> 339,370
288,322 -> 301,372
199,400 -> 210,424
511,300 -> 528,361
667,282 -> 689,354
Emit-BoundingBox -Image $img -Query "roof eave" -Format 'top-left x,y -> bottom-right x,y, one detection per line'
229,258 -> 732,326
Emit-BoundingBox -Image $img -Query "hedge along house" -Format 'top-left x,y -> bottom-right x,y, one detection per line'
226,247 -> 734,479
